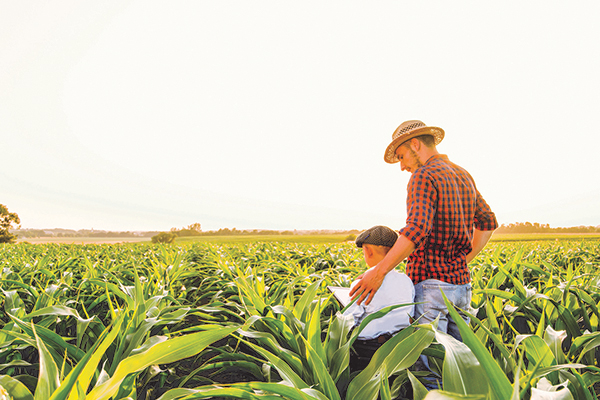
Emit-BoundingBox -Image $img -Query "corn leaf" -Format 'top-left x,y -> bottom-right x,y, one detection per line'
526,363 -> 590,380
248,382 -> 330,400
155,388 -> 197,400
442,292 -> 512,400
25,305 -> 91,322
515,335 -> 556,370
235,275 -> 268,316
9,314 -> 85,362
422,391 -> 486,399
234,337 -> 308,389
306,298 -> 327,368
379,366 -> 392,400
259,310 -> 302,355
0,360 -> 32,371
294,280 -> 322,323
52,316 -> 124,400
85,325 -> 238,400
25,305 -> 97,349
33,323 -> 60,400
324,312 -> 353,362
236,329 -> 303,373
467,310 -> 516,373
300,335 -> 341,400
2,289 -> 29,319
347,327 -> 433,400
407,369 -> 429,400
571,331 -> 600,361
163,381 -> 326,399
511,358 -> 521,400
89,279 -> 134,309
434,330 -> 489,396
0,375 -> 34,400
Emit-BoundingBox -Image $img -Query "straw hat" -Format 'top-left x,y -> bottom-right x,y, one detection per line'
384,120 -> 444,164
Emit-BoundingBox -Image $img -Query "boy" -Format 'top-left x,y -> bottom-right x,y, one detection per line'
344,225 -> 415,371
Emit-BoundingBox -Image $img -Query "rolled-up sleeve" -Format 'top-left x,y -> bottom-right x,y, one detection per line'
399,170 -> 437,248
474,189 -> 498,231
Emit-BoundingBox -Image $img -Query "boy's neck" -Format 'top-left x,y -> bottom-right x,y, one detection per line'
368,252 -> 387,267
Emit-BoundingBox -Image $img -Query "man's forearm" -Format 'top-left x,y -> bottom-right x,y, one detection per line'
466,228 -> 494,263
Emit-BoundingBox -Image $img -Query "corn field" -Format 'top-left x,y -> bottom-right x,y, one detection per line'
1,240 -> 600,400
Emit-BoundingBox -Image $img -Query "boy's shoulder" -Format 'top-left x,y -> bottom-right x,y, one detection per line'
385,270 -> 414,287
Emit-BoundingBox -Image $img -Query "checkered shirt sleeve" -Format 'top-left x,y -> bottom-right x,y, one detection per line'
398,170 -> 436,248
398,155 -> 498,285
473,184 -> 497,231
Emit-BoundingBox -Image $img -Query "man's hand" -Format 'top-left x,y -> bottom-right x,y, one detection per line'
349,234 -> 416,306
349,266 -> 385,306
466,228 -> 495,263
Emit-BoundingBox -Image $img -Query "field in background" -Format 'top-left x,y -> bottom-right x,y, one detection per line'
490,232 -> 600,241
17,236 -> 152,244
174,233 -> 355,244
16,232 -> 600,244
179,232 -> 600,244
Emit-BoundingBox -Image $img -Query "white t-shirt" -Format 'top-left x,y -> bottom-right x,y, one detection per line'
343,269 -> 415,340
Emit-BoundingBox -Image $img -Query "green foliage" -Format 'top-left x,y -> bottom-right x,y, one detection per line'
0,240 -> 599,399
0,204 -> 20,244
151,232 -> 177,244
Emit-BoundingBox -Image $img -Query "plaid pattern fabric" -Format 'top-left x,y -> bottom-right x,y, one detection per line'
399,154 -> 497,285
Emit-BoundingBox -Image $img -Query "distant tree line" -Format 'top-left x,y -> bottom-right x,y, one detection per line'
169,223 -> 361,237
495,222 -> 600,234
14,229 -> 160,238
12,221 -> 362,242
172,227 -> 298,236
150,224 -> 362,243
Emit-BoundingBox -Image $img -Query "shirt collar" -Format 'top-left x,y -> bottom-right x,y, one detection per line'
424,153 -> 448,165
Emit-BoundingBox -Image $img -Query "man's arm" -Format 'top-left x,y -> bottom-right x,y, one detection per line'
466,228 -> 494,263
349,235 -> 415,306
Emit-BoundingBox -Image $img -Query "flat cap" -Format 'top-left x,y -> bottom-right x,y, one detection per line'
355,225 -> 398,248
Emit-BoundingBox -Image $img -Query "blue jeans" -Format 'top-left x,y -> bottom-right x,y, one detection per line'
414,279 -> 472,341
413,279 -> 472,390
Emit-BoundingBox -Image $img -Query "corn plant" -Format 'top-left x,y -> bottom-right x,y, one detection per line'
1,239 -> 600,399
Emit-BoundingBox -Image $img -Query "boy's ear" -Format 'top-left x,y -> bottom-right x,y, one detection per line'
363,244 -> 374,258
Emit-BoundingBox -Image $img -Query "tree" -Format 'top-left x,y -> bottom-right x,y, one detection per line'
151,232 -> 177,244
187,223 -> 202,232
0,204 -> 20,244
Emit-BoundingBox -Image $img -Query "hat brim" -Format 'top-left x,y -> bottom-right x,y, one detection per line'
384,126 -> 444,164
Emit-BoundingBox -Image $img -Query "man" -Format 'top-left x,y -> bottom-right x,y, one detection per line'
344,225 -> 414,371
349,120 -> 497,341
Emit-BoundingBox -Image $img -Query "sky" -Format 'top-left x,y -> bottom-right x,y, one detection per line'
2,1 -> 599,232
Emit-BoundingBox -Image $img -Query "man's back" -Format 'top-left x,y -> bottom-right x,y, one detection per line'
399,154 -> 497,284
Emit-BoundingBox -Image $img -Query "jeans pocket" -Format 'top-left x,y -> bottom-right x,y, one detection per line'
456,284 -> 472,310
421,284 -> 449,315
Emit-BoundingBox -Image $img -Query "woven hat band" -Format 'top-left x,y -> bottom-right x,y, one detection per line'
384,120 -> 445,164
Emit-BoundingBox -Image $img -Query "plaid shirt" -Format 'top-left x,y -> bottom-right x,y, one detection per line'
399,154 -> 497,285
